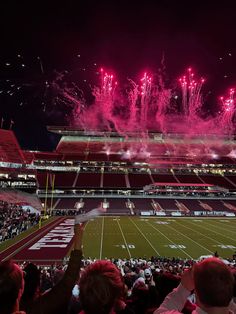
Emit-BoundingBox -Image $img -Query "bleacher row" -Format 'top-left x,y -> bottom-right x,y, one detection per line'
37,171 -> 236,190
47,197 -> 236,214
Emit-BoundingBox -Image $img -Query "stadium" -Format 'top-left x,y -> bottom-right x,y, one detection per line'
2,2 -> 236,314
0,127 -> 236,264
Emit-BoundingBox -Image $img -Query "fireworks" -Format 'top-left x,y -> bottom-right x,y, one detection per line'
64,66 -> 235,136
220,88 -> 235,131
98,68 -> 117,100
220,88 -> 235,112
179,68 -> 205,118
0,54 -> 235,137
140,73 -> 152,129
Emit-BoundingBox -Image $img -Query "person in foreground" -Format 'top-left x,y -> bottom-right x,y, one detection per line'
154,257 -> 236,314
0,219 -> 85,314
79,260 -> 134,314
20,221 -> 85,314
0,260 -> 25,314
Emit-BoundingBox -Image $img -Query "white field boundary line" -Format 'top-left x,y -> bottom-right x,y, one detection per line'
161,222 -> 213,254
203,221 -> 236,235
187,220 -> 236,244
129,218 -> 160,256
116,219 -> 132,258
216,219 -> 236,226
174,220 -> 235,251
2,217 -> 66,261
99,217 -> 105,259
146,221 -> 193,259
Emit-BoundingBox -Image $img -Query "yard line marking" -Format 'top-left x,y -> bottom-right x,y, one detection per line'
203,221 -> 236,235
116,219 -> 131,258
129,218 -> 160,256
146,221 -> 193,259
99,217 -> 104,259
187,220 -> 236,243
174,220 -> 235,251
162,222 -> 213,254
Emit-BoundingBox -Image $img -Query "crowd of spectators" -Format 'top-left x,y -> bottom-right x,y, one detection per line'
16,254 -> 235,314
0,228 -> 235,313
0,217 -> 235,314
0,200 -> 40,242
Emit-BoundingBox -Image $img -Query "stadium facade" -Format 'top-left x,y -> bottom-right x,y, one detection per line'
0,127 -> 236,217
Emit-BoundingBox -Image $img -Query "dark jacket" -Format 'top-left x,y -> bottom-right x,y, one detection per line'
21,250 -> 82,314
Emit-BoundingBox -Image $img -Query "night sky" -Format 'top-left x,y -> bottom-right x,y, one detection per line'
0,0 -> 236,150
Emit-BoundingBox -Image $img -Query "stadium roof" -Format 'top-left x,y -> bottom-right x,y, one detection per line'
47,127 -> 236,164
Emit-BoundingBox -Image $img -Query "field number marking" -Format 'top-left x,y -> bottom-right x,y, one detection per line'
165,244 -> 186,249
116,244 -> 136,249
213,245 -> 236,249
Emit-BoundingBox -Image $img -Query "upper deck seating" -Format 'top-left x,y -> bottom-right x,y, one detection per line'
128,173 -> 152,188
103,173 -> 127,188
75,172 -> 101,188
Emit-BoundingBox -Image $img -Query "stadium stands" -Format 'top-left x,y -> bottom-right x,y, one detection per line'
154,199 -> 179,212
82,198 -> 104,211
46,197 -> 236,215
199,174 -> 236,189
54,172 -> 77,188
152,174 -> 178,183
37,172 -> 50,189
1,128 -> 236,218
225,175 -> 236,185
106,198 -> 130,214
0,200 -> 40,242
103,172 -> 127,188
0,130 -> 25,164
75,172 -> 101,188
174,174 -> 202,183
132,198 -> 153,213
128,173 -> 153,188
1,129 -> 236,314
55,198 -> 78,209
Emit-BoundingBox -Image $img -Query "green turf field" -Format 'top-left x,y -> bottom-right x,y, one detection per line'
82,217 -> 236,259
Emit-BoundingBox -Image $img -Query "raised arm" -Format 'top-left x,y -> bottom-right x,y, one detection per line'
154,269 -> 194,314
28,221 -> 86,314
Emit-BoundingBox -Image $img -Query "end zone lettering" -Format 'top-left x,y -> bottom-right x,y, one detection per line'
29,219 -> 74,250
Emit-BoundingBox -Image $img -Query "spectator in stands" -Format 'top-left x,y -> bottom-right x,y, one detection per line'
154,257 -> 236,314
127,272 -> 159,314
0,260 -> 25,314
19,221 -> 85,314
154,272 -> 181,307
0,201 -> 39,243
20,263 -> 41,311
79,260 -> 133,314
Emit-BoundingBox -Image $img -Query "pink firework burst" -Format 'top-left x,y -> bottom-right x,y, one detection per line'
179,67 -> 205,117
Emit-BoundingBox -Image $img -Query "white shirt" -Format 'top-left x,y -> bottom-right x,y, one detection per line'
154,283 -> 236,314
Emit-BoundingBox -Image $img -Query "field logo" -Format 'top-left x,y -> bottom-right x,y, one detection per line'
29,219 -> 74,250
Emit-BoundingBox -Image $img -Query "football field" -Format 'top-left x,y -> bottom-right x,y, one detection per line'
82,217 -> 236,259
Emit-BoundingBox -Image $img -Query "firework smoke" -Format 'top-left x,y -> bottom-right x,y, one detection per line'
55,66 -> 235,138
